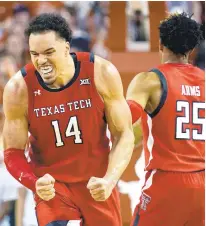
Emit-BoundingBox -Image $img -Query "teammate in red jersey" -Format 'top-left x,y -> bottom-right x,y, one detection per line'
3,14 -> 134,226
127,13 -> 205,226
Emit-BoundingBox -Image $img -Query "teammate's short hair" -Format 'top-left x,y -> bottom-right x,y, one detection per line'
25,13 -> 72,43
159,12 -> 202,55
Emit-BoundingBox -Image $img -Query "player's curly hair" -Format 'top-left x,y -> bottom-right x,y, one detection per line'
25,13 -> 72,43
159,12 -> 202,55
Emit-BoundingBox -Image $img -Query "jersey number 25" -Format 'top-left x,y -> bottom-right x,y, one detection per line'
175,101 -> 205,141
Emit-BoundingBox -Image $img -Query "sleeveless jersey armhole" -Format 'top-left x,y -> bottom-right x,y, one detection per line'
147,68 -> 168,118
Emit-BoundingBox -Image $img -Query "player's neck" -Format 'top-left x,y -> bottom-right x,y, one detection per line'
58,55 -> 75,86
163,51 -> 189,64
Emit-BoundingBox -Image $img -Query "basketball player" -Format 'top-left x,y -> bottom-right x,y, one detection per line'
127,13 -> 205,226
3,14 -> 134,226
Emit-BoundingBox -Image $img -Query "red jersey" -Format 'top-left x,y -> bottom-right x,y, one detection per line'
142,63 -> 205,172
22,52 -> 110,183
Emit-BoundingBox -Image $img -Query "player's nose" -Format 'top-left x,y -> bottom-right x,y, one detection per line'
37,54 -> 48,66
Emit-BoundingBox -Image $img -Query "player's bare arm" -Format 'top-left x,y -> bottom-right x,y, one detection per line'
3,72 -> 29,150
126,72 -> 161,146
87,56 -> 135,201
3,72 -> 55,201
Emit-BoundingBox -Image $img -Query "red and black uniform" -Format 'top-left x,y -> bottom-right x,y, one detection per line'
131,63 -> 205,226
22,52 -> 121,226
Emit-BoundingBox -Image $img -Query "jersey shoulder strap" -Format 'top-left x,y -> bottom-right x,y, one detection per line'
74,52 -> 94,63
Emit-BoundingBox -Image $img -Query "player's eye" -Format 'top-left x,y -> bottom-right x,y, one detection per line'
45,52 -> 53,56
31,53 -> 39,56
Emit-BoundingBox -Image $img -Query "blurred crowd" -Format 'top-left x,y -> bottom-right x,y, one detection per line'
0,2 -> 111,83
0,1 -> 205,226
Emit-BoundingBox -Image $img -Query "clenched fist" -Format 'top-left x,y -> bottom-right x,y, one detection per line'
35,174 -> 55,201
87,177 -> 114,202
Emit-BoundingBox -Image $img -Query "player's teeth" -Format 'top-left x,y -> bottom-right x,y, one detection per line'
41,67 -> 53,74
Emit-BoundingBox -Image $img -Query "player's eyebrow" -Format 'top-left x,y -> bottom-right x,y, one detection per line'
30,48 -> 55,54
44,48 -> 55,52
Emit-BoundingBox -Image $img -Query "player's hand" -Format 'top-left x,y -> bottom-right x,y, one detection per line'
35,174 -> 55,201
87,177 -> 114,202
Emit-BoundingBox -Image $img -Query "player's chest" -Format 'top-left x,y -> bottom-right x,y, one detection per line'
30,87 -> 94,120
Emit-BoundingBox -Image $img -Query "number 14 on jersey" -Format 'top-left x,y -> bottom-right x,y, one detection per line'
51,116 -> 83,147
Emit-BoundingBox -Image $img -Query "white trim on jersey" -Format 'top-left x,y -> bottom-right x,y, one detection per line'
67,220 -> 82,226
142,169 -> 157,192
145,115 -> 154,169
106,125 -> 112,150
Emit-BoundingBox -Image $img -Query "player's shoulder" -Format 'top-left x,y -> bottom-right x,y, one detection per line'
94,55 -> 112,68
5,70 -> 26,92
94,55 -> 119,79
94,55 -> 123,97
4,70 -> 27,103
130,71 -> 160,91
190,64 -> 205,76
132,71 -> 158,82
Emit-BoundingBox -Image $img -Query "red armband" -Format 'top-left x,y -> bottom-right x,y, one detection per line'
127,100 -> 144,124
4,148 -> 38,192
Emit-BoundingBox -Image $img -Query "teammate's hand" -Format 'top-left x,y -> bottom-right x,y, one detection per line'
35,174 -> 55,201
87,177 -> 114,201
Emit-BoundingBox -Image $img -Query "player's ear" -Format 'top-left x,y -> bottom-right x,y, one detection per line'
65,42 -> 70,56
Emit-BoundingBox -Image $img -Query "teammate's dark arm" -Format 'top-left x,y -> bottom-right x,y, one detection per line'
94,56 -> 135,188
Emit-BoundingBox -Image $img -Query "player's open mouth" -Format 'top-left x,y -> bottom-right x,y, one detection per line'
40,66 -> 53,76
